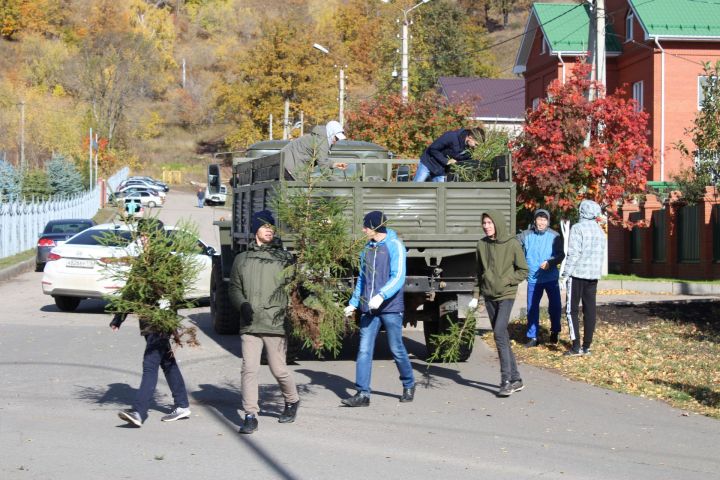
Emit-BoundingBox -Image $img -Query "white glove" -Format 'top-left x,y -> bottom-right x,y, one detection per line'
344,305 -> 356,317
468,298 -> 479,310
368,294 -> 384,310
158,298 -> 171,310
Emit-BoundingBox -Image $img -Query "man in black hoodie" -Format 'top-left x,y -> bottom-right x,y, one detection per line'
413,127 -> 483,182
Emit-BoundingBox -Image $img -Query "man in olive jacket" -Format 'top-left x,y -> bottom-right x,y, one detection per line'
229,210 -> 299,434
470,209 -> 529,397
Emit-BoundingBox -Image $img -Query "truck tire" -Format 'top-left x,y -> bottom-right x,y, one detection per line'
55,296 -> 81,312
424,309 -> 473,362
210,262 -> 239,334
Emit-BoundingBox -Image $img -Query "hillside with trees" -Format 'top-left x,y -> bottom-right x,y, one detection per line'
0,0 -> 544,184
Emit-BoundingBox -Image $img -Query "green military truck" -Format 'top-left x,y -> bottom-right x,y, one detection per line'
210,139 -> 515,360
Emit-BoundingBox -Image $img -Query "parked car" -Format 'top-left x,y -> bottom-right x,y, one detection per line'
120,178 -> 169,193
36,219 -> 96,272
127,176 -> 169,191
113,186 -> 166,203
205,185 -> 228,206
121,190 -> 163,208
41,223 -> 215,312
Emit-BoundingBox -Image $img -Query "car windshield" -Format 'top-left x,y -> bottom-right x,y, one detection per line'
66,229 -> 132,247
45,222 -> 93,234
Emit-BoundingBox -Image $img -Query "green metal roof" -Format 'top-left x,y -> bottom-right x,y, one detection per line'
533,3 -> 622,53
630,0 -> 720,38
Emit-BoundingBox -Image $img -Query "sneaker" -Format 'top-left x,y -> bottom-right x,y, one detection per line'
497,381 -> 514,397
118,409 -> 142,427
563,348 -> 583,357
239,414 -> 258,434
400,386 -> 415,403
278,401 -> 300,424
161,407 -> 191,422
341,392 -> 370,407
549,332 -> 559,344
524,338 -> 538,348
509,379 -> 524,393
582,347 -> 591,356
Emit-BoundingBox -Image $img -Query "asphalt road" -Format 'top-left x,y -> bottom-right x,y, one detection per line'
1,191 -> 718,480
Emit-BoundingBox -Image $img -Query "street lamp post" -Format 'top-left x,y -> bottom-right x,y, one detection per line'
313,43 -> 346,127
383,0 -> 431,103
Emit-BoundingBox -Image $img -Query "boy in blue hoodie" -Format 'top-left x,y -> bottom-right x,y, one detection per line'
517,209 -> 565,347
342,211 -> 415,406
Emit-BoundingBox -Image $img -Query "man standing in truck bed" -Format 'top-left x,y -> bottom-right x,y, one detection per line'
281,120 -> 349,179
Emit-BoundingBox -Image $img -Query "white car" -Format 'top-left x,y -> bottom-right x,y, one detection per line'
41,223 -> 215,312
116,185 -> 166,201
121,190 -> 164,208
119,179 -> 167,195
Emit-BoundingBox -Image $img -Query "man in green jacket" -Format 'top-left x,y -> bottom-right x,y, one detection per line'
281,120 -> 349,179
229,210 -> 300,434
470,210 -> 529,397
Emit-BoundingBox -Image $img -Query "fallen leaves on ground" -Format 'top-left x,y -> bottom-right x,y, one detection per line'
483,301 -> 720,419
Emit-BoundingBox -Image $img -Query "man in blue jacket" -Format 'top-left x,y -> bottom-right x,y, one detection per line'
517,209 -> 565,347
414,127 -> 483,182
342,211 -> 415,406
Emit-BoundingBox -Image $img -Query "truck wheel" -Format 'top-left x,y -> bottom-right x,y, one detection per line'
55,296 -> 81,312
210,262 -> 239,334
423,310 -> 473,362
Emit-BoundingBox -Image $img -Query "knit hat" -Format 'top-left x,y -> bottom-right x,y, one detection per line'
251,210 -> 275,234
363,210 -> 387,233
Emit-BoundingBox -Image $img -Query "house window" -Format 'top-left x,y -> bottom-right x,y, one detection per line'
625,11 -> 634,42
532,97 -> 540,110
632,81 -> 643,112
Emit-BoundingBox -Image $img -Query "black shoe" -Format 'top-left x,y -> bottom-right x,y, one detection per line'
524,338 -> 538,348
341,393 -> 370,407
400,386 -> 415,403
118,409 -> 142,427
549,332 -> 559,344
497,381 -> 514,397
563,348 -> 583,357
509,379 -> 524,393
239,414 -> 258,434
582,347 -> 591,356
278,401 -> 300,423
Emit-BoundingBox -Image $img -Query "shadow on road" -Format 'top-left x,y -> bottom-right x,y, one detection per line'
40,298 -> 108,314
414,362 -> 499,396
75,382 -> 168,413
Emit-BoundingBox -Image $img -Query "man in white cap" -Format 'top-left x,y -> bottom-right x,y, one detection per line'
281,120 -> 348,179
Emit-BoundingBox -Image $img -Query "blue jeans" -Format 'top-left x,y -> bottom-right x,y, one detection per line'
133,333 -> 189,419
355,313 -> 415,395
526,281 -> 562,339
413,162 -> 446,182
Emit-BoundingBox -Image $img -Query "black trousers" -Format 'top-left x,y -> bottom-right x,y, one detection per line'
565,277 -> 598,350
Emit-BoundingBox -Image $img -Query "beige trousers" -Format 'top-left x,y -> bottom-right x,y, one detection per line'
240,333 -> 299,415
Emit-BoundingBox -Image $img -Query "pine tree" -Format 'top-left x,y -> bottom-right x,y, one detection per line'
102,216 -> 203,347
0,160 -> 21,200
46,155 -> 84,196
21,169 -> 52,201
273,163 -> 366,357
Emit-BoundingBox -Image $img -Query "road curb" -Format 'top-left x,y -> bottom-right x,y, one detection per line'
0,258 -> 36,283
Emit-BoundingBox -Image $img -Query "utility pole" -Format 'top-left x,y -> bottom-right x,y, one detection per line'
299,111 -> 304,136
19,100 -> 25,171
182,58 -> 186,89
392,0 -> 430,104
589,0 -> 606,100
338,66 -> 346,127
94,133 -> 99,187
269,114 -> 273,140
283,99 -> 290,140
88,128 -> 93,190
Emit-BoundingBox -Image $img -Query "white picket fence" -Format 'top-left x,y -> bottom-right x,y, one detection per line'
0,167 -> 129,259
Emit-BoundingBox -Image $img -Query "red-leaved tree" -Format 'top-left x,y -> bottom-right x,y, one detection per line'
512,63 -> 654,225
346,92 -> 475,157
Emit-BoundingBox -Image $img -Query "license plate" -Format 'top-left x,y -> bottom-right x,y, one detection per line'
67,259 -> 95,268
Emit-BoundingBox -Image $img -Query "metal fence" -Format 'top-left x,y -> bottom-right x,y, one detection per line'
0,168 -> 129,259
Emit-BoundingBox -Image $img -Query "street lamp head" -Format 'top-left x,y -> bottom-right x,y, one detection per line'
313,43 -> 330,55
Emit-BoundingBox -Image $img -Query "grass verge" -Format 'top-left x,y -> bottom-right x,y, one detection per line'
603,273 -> 720,284
0,249 -> 35,270
485,302 -> 720,419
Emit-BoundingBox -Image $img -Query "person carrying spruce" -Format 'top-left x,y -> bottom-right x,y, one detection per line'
229,210 -> 300,434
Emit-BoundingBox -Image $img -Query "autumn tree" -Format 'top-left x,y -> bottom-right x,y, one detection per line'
0,0 -> 21,39
512,62 -> 654,224
673,60 -> 720,203
345,92 -> 474,157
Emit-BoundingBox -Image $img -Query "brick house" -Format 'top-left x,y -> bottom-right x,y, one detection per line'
513,0 -> 720,279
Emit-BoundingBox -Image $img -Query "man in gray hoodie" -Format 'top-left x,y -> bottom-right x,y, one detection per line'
281,120 -> 348,179
560,200 -> 606,356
